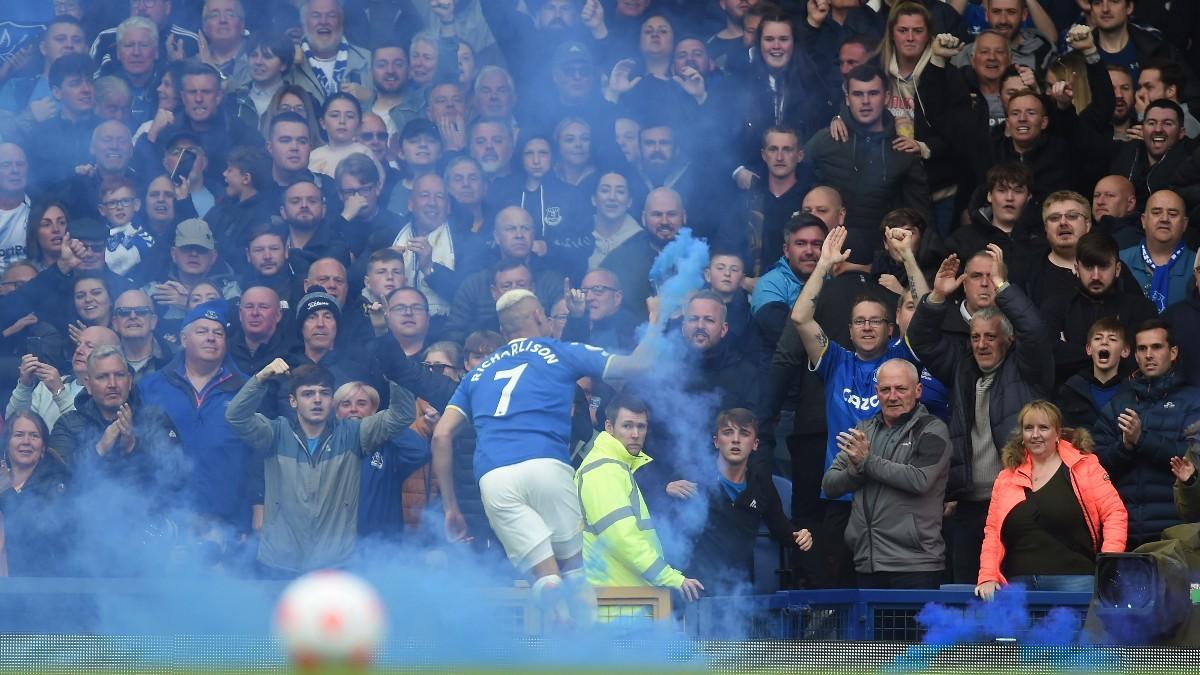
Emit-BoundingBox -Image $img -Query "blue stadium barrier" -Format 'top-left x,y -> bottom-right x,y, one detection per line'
685,589 -> 1094,642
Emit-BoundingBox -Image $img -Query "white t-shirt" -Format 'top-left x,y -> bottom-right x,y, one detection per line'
0,196 -> 31,275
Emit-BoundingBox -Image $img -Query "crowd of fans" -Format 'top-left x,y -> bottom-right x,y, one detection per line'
1,0 -> 1200,608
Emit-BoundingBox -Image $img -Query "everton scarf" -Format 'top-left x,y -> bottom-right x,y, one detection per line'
1140,241 -> 1185,313
300,37 -> 349,96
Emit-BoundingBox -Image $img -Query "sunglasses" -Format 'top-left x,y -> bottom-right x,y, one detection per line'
114,306 -> 154,318
421,362 -> 456,375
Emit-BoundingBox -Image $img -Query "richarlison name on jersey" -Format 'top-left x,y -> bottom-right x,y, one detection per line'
470,339 -> 561,381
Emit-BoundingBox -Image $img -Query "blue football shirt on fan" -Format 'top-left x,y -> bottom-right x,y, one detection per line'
813,339 -> 914,500
447,338 -> 613,480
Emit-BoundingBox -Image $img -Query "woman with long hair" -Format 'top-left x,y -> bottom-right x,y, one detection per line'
553,117 -> 597,189
0,409 -> 71,577
259,85 -> 322,145
975,401 -> 1127,599
309,92 -> 381,177
23,200 -> 70,271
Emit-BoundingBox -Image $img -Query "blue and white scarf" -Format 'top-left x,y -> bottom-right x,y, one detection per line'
1141,241 -> 1185,313
301,37 -> 349,96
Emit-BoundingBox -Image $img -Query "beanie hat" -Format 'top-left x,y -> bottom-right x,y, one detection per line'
296,286 -> 340,333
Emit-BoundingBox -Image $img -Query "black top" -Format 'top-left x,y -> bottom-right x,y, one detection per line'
1001,464 -> 1095,577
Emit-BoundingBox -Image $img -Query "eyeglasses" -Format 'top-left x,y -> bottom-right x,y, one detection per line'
340,183 -> 377,198
582,285 -> 617,296
851,318 -> 889,328
101,197 -> 135,209
388,303 -> 428,315
1045,212 -> 1087,224
114,306 -> 154,318
359,132 -> 388,141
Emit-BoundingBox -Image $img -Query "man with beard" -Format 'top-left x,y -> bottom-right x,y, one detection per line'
286,0 -> 371,105
264,112 -> 340,211
1095,319 -> 1200,547
602,187 -> 685,321
1120,190 -> 1194,312
370,43 -> 419,137
468,118 -> 514,184
480,0 -> 610,102
1042,230 -> 1155,386
279,180 -> 350,270
1108,65 -> 1137,140
751,212 -> 826,349
951,0 -> 1054,77
1110,100 -> 1193,208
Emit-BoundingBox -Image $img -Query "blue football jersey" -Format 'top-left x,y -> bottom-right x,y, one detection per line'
447,338 -> 613,480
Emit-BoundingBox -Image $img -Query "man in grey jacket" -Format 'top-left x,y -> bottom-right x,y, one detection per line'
226,356 -> 414,577
822,359 -> 952,589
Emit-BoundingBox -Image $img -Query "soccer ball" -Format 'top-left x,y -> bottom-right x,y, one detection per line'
274,570 -> 387,667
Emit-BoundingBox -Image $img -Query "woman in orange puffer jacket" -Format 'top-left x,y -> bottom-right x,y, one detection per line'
975,400 -> 1128,600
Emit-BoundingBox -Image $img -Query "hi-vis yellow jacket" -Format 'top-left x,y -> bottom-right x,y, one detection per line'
574,432 -> 684,589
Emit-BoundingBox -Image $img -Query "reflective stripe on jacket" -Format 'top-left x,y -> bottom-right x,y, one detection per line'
575,432 -> 684,589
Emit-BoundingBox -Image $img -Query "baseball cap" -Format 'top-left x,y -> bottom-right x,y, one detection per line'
553,42 -> 593,70
174,218 -> 216,250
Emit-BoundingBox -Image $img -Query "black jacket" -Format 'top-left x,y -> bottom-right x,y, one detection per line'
945,206 -> 1047,287
1094,368 -> 1200,546
1109,138 -> 1195,210
0,451 -> 72,576
207,192 -> 278,274
1163,292 -> 1200,386
805,108 -> 930,245
1041,284 -> 1157,387
907,284 -> 1055,500
48,389 -> 186,506
601,230 -> 665,323
685,462 -> 800,595
1056,370 -> 1126,437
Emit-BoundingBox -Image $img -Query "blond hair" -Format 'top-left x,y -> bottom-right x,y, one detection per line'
1000,400 -> 1094,469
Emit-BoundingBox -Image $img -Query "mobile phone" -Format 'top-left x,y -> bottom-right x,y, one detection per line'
347,71 -> 361,85
172,148 -> 198,186
25,336 -> 44,360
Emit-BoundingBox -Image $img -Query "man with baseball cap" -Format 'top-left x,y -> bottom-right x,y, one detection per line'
143,218 -> 240,323
138,300 -> 259,541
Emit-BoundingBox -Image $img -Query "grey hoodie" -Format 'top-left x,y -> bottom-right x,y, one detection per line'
226,376 -> 415,572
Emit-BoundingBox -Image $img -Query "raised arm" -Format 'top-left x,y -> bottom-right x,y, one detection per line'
358,381 -> 417,452
790,226 -> 849,366
884,227 -> 929,297
906,254 -> 968,382
226,358 -> 288,454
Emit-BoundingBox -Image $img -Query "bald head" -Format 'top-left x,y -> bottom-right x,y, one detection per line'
494,206 -> 534,259
643,187 -> 685,243
802,186 -> 846,229
72,325 -> 121,376
1092,175 -> 1136,221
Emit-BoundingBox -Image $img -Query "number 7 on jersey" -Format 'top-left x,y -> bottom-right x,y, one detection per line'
492,363 -> 529,416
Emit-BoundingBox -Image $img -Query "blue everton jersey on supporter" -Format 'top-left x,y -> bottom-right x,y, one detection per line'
447,337 -> 613,480
813,339 -> 914,501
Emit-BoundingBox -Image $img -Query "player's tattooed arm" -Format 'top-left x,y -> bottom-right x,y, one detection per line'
815,331 -> 828,349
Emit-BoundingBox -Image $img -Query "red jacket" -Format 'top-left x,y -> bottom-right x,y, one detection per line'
978,439 -> 1128,586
